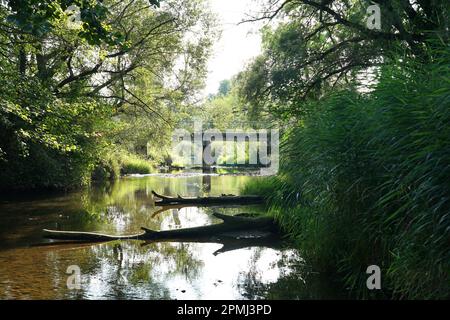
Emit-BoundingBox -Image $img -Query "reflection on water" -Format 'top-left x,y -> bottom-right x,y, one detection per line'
0,173 -> 343,299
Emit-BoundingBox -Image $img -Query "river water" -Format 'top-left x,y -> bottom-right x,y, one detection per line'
0,171 -> 343,299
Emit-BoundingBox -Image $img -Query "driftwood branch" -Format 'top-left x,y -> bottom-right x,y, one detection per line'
141,232 -> 284,256
151,203 -> 187,217
151,190 -> 263,206
43,213 -> 277,242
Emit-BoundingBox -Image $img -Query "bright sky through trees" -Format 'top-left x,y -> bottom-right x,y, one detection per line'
204,0 -> 263,95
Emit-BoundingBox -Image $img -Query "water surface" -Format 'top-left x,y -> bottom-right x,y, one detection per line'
0,172 -> 343,299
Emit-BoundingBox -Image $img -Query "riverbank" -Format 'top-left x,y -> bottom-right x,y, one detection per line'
0,148 -> 156,193
243,172 -> 449,300
241,53 -> 450,299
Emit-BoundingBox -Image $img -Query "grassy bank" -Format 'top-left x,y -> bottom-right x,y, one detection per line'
91,150 -> 155,181
243,50 -> 450,299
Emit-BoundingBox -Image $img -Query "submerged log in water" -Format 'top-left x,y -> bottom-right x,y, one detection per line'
43,213 -> 278,243
151,190 -> 264,206
142,232 -> 284,255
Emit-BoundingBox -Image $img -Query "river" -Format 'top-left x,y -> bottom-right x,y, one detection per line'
0,171 -> 343,299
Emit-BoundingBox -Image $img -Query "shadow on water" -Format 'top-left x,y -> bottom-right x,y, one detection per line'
0,172 -> 345,299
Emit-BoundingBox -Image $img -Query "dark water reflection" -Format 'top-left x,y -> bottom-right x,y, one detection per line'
0,172 -> 344,299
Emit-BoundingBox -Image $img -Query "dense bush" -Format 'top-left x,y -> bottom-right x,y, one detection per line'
0,0 -> 215,191
91,153 -> 121,181
243,47 -> 450,299
0,77 -> 110,190
91,150 -> 155,180
119,153 -> 154,175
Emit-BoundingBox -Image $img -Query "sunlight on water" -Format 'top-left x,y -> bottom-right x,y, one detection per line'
0,173 -> 343,299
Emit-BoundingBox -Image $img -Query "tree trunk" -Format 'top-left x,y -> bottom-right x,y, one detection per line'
152,190 -> 263,206
43,213 -> 278,242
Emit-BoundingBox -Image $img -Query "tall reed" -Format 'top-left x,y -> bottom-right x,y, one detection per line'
244,46 -> 450,299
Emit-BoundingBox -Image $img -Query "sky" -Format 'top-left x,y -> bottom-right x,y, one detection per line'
203,0 -> 264,96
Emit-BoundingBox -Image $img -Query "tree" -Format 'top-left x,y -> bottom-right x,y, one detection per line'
0,0 -> 217,189
218,79 -> 231,96
3,0 -> 152,44
238,0 -> 449,118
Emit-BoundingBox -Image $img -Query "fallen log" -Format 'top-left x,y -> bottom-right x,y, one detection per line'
42,213 -> 280,255
39,231 -> 282,256
141,232 -> 284,255
43,213 -> 277,242
151,190 -> 263,206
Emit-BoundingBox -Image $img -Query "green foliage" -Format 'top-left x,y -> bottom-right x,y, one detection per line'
196,78 -> 251,130
6,0 -> 117,44
202,93 -> 239,130
91,152 -> 120,181
238,0 -> 449,120
119,153 -> 154,175
217,79 -> 231,96
0,0 -> 216,190
243,46 -> 450,299
4,0 -> 162,44
91,150 -> 155,180
0,73 -> 112,189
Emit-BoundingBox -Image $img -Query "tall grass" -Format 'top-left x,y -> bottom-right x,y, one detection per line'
91,150 -> 154,180
119,153 -> 154,175
243,47 -> 450,299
